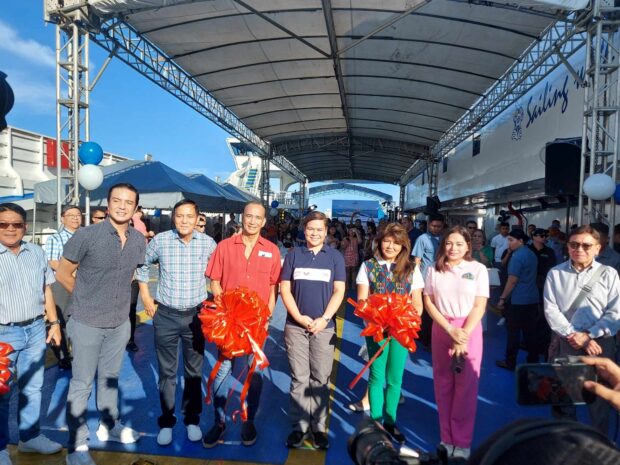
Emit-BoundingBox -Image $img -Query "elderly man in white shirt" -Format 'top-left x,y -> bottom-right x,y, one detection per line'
543,225 -> 620,435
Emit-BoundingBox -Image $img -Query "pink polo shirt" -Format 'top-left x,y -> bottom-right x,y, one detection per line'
423,260 -> 489,318
206,234 -> 281,304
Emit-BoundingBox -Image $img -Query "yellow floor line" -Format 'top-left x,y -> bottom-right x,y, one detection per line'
283,302 -> 346,465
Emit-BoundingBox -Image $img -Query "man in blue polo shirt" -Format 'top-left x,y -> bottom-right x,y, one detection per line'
280,211 -> 345,450
496,229 -> 540,370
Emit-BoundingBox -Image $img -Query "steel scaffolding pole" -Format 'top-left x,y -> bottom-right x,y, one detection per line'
261,156 -> 271,208
55,19 -> 89,227
578,0 -> 620,225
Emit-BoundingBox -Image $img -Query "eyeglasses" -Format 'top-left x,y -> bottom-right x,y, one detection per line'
0,222 -> 25,230
92,216 -> 106,220
64,214 -> 82,219
568,241 -> 596,251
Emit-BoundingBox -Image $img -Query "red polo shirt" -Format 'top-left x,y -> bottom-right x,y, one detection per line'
206,234 -> 282,304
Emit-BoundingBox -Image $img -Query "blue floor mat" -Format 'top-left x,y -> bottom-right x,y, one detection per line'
7,297 -> 619,464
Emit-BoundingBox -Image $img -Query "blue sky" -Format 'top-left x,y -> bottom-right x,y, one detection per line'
1,2 -> 399,212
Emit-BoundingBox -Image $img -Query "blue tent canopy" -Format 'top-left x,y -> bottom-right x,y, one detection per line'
35,160 -> 241,212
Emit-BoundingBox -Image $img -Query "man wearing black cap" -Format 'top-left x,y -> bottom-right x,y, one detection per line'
496,229 -> 541,370
528,229 -> 557,359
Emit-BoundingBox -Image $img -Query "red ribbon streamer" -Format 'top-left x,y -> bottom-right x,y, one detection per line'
348,293 -> 421,389
199,288 -> 271,422
0,343 -> 14,395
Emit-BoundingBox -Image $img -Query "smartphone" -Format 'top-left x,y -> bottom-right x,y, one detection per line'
516,363 -> 597,406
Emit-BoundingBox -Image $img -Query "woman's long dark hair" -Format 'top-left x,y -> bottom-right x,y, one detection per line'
374,222 -> 414,281
434,225 -> 473,272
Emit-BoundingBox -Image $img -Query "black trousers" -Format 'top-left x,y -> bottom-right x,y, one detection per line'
504,303 -> 540,367
129,280 -> 139,342
50,281 -> 71,362
153,304 -> 205,428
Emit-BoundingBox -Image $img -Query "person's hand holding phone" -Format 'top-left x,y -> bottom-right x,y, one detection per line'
581,357 -> 620,411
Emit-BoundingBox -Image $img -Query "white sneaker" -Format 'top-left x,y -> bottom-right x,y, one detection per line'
0,449 -> 11,465
453,447 -> 471,459
187,424 -> 202,442
96,422 -> 140,444
157,427 -> 173,446
18,434 -> 62,454
497,317 -> 506,326
66,449 -> 96,465
439,442 -> 454,456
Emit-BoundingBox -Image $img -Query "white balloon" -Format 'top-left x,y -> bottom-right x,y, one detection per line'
583,173 -> 616,200
270,207 -> 278,217
78,164 -> 104,191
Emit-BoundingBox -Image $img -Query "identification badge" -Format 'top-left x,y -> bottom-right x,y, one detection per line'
258,250 -> 273,258
461,272 -> 475,281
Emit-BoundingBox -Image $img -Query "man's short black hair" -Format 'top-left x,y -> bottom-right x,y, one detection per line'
500,222 -> 510,228
62,205 -> 82,216
428,213 -> 444,223
107,183 -> 139,205
466,220 -> 477,226
0,202 -> 26,222
172,199 -> 199,216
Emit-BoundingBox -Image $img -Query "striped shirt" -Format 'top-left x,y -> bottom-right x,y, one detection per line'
136,229 -> 216,309
44,227 -> 74,262
0,241 -> 55,324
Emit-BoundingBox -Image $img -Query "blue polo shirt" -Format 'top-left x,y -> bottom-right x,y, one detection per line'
280,244 -> 346,328
411,232 -> 440,275
507,245 -> 539,305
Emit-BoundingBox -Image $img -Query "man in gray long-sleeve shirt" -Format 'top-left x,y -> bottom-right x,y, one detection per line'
543,225 -> 620,435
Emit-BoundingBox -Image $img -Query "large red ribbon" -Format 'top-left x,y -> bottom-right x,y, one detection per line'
0,343 -> 14,395
348,293 -> 421,389
199,288 -> 271,422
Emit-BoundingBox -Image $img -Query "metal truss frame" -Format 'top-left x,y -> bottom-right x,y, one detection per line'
577,0 -> 620,225
400,10 -> 591,187
54,17 -> 90,226
309,183 -> 393,202
59,11 -> 307,184
271,135 -> 428,158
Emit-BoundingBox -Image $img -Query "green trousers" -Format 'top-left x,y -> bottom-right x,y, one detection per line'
366,336 -> 408,424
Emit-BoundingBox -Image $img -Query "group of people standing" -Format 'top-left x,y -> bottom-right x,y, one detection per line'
2,188 -> 620,465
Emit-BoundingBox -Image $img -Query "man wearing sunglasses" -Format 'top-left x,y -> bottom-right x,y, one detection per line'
0,203 -> 63,465
543,225 -> 620,436
91,209 -> 107,224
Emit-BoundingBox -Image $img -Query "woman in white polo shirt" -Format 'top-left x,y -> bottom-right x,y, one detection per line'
423,225 -> 489,460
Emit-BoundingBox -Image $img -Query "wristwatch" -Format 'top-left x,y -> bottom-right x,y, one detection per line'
47,320 -> 61,327
322,315 -> 331,323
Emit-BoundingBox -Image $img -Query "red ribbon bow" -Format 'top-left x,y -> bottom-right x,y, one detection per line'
0,343 -> 14,395
347,293 -> 421,388
199,288 -> 271,422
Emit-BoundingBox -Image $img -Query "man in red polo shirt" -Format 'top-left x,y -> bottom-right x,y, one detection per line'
203,201 -> 281,448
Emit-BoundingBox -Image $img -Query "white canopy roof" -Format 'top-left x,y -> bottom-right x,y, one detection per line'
87,0 -> 579,183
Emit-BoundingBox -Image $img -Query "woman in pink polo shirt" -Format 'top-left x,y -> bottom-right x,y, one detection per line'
423,225 -> 489,460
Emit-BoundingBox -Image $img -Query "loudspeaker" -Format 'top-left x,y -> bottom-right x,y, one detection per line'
544,140 -> 581,196
425,196 -> 441,215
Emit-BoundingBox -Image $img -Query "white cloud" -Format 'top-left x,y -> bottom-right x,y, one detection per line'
0,20 -> 55,69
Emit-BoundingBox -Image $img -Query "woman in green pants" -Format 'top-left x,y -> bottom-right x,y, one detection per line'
355,222 -> 424,443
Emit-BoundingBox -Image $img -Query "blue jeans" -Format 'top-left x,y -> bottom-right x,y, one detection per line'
0,319 -> 47,451
212,354 -> 262,424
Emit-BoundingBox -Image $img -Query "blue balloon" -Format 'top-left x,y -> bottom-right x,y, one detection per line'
615,184 -> 620,204
78,141 -> 104,165
270,200 -> 279,208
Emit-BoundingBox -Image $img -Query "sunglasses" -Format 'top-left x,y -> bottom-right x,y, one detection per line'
92,216 -> 106,220
0,222 -> 25,230
568,241 -> 596,251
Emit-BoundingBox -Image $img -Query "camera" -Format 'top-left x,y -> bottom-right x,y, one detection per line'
348,418 -> 460,465
516,357 -> 597,406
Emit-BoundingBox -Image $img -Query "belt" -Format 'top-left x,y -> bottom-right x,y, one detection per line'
0,314 -> 44,327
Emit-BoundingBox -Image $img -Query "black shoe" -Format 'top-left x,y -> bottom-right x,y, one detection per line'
383,423 -> 405,444
495,360 -> 515,372
312,431 -> 329,449
58,358 -> 72,370
203,423 -> 226,448
126,341 -> 139,352
241,421 -> 257,446
348,400 -> 369,412
286,430 -> 307,448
